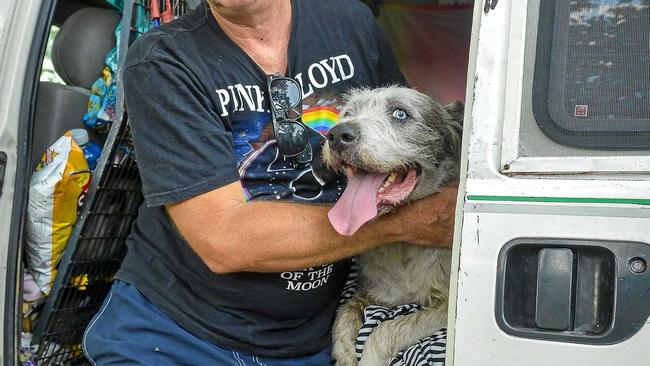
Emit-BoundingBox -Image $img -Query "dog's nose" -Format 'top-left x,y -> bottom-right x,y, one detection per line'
327,124 -> 359,151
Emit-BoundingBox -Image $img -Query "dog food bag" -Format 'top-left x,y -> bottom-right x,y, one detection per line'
25,132 -> 91,295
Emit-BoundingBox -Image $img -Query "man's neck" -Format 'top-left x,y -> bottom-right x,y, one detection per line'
209,0 -> 292,74
210,1 -> 290,30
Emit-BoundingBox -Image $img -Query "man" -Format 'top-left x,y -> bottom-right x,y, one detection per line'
83,0 -> 457,365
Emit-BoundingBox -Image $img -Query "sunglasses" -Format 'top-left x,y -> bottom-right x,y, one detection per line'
267,74 -> 313,168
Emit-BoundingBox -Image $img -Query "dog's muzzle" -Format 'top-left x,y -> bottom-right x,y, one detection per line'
327,123 -> 360,153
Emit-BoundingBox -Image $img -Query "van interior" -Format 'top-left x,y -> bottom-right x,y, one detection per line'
10,0 -> 474,364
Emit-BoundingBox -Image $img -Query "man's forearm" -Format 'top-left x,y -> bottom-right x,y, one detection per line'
167,182 -> 403,274
167,181 -> 456,274
215,201 -> 401,272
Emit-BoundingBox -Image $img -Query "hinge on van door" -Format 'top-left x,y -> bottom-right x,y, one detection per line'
0,152 -> 6,198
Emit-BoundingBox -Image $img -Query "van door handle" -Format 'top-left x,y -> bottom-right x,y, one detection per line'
535,248 -> 574,331
496,238 -> 650,344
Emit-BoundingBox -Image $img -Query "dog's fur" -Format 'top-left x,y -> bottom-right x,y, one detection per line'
323,87 -> 463,366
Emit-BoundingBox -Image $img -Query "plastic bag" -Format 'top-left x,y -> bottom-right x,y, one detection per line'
83,20 -> 122,133
83,66 -> 116,133
25,132 -> 91,295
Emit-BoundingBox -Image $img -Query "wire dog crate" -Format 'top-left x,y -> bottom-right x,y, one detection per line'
31,1 -> 196,364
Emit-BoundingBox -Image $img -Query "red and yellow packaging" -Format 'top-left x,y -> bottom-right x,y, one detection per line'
25,132 -> 91,295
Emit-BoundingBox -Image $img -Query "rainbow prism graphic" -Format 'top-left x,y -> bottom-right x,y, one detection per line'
302,105 -> 340,136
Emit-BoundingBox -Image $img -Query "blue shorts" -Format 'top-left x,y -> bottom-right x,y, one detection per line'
83,280 -> 333,366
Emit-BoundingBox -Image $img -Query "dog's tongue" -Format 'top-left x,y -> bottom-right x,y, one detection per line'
329,170 -> 388,236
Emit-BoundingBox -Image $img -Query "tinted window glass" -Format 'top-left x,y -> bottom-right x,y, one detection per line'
533,0 -> 650,148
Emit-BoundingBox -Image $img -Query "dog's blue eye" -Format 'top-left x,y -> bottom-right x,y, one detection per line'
392,109 -> 408,120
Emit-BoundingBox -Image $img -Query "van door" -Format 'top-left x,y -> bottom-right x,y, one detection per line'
448,0 -> 650,364
0,0 -> 54,362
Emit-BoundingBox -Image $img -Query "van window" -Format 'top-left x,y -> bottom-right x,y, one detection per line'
532,0 -> 649,149
40,25 -> 64,85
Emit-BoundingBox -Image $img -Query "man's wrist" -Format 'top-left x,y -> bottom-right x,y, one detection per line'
366,210 -> 408,244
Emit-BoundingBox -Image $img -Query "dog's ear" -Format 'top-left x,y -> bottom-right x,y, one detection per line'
444,101 -> 464,125
441,101 -> 464,161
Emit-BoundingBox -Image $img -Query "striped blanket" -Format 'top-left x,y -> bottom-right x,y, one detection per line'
338,258 -> 447,366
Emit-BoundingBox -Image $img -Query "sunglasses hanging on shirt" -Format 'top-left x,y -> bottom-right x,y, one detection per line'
267,73 -> 313,168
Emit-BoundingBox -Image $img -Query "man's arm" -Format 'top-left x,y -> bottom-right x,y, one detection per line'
167,181 -> 457,274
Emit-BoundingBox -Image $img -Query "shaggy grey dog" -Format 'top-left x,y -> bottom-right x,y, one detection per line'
323,86 -> 463,366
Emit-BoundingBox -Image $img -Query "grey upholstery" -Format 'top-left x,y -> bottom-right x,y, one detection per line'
52,0 -> 113,26
32,83 -> 104,167
52,7 -> 120,89
32,6 -> 119,169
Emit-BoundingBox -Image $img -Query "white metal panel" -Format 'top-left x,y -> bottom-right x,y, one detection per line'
454,209 -> 650,365
452,0 -> 650,364
498,0 -> 527,169
0,2 -> 8,53
445,0 -> 483,363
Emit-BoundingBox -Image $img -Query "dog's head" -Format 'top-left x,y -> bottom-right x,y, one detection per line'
323,86 -> 463,235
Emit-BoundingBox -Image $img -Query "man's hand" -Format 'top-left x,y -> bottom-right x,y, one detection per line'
388,183 -> 458,248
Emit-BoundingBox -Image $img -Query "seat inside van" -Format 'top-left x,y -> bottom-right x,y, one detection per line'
32,3 -> 119,169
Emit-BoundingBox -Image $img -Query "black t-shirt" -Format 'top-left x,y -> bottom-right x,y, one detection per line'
117,0 -> 405,358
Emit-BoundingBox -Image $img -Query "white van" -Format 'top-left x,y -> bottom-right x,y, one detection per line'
449,0 -> 650,364
0,0 -> 648,365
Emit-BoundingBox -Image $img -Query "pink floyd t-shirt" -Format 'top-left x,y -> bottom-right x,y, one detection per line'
118,0 -> 405,358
